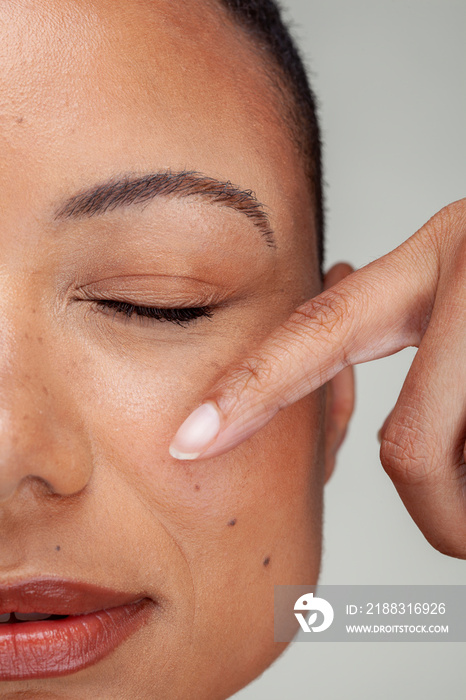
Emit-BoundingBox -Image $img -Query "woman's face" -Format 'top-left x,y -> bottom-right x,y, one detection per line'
0,1 -> 331,697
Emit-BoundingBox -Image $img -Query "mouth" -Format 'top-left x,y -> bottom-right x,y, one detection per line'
0,577 -> 156,681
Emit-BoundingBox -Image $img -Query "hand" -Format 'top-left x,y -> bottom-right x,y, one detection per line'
169,200 -> 466,558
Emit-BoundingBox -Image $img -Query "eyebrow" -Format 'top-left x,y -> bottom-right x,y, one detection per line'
52,169 -> 276,248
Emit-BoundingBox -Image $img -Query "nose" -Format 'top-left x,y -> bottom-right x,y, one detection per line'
0,323 -> 93,503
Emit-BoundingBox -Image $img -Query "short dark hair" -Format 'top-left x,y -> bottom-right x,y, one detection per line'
217,0 -> 325,277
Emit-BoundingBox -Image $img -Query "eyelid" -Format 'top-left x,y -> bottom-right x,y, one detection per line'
74,275 -> 230,308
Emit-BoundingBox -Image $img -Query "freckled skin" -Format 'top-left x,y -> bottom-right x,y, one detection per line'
0,1 -> 349,698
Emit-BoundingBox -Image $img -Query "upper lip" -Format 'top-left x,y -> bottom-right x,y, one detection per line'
0,577 -> 149,616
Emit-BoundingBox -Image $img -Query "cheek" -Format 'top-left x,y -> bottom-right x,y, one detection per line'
68,333 -> 322,524
81,344 -> 324,577
65,324 -> 325,579
57,326 -> 325,693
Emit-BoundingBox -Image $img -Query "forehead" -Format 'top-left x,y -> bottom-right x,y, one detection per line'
0,0 -> 318,283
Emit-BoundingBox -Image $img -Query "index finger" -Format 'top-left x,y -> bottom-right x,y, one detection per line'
169,222 -> 439,460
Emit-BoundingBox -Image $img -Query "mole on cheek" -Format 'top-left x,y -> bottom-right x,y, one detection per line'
55,545 -> 61,551
227,519 -> 237,527
263,556 -> 270,567
194,484 -> 200,491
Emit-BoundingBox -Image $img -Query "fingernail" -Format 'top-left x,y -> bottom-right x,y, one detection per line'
169,401 -> 221,460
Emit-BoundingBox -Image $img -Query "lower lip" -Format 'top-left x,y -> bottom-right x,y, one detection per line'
0,598 -> 154,681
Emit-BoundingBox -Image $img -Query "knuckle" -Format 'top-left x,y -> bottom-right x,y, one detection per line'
380,419 -> 437,486
431,200 -> 463,231
419,199 -> 466,254
289,288 -> 355,362
218,352 -> 275,402
295,289 -> 350,331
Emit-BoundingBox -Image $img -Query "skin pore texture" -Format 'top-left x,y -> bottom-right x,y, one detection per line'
0,0 -> 353,698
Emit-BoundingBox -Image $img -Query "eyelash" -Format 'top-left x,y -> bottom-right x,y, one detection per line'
93,300 -> 214,327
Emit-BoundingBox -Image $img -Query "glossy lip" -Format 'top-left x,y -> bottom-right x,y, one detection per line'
0,576 -> 150,615
0,578 -> 156,680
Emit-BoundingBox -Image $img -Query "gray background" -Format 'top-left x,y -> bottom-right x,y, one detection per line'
233,1 -> 466,698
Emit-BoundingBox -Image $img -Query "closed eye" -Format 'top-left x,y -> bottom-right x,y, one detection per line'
92,300 -> 214,327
